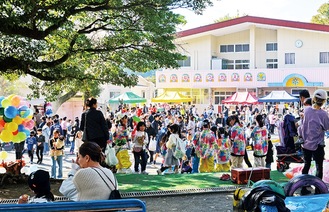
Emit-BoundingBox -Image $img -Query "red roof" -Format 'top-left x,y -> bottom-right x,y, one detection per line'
178,16 -> 329,38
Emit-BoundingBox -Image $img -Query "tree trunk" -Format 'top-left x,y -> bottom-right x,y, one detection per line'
51,91 -> 77,114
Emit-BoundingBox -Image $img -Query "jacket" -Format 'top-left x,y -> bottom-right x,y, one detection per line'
49,137 -> 64,157
80,108 -> 109,147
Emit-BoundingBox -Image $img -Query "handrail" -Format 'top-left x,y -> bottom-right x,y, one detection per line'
0,199 -> 146,212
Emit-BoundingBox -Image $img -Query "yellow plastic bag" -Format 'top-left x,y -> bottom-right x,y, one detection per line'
116,149 -> 132,169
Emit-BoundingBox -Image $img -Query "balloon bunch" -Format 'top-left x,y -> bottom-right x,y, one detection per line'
0,95 -> 34,143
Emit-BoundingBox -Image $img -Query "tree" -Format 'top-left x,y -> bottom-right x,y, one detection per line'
312,3 -> 329,25
0,0 -> 212,104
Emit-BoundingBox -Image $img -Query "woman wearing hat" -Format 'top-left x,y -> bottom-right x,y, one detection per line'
299,89 -> 329,194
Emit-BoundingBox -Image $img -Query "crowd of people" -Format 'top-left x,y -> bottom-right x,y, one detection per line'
17,89 -> 329,203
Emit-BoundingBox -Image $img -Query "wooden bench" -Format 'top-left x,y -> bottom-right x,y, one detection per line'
0,199 -> 146,212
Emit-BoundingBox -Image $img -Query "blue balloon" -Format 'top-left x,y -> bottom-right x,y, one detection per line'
0,96 -> 4,107
23,129 -> 30,137
18,124 -> 25,132
4,106 -> 18,119
18,105 -> 28,112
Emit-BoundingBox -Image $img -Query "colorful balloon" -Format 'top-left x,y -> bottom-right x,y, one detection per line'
4,106 -> 18,119
1,98 -> 11,108
18,124 -> 25,132
1,130 -> 13,142
12,134 -> 21,143
0,96 -> 4,107
17,132 -> 27,141
3,116 -> 12,123
6,122 -> 18,132
23,120 -> 35,130
0,151 -> 8,160
13,116 -> 23,125
11,95 -> 21,107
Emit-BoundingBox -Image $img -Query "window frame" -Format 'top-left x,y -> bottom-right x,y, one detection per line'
177,56 -> 191,67
266,58 -> 278,69
266,43 -> 278,51
285,53 -> 295,65
320,52 -> 329,64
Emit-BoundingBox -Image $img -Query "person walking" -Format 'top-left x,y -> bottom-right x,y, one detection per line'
299,89 -> 329,194
36,128 -> 45,164
132,121 -> 149,174
80,97 -> 109,151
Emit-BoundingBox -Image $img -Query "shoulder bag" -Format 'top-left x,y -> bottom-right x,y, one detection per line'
92,168 -> 121,199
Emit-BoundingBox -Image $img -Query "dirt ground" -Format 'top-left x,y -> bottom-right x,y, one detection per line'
0,176 -> 63,200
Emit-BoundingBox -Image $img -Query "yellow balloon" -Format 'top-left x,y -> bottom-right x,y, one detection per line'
27,115 -> 33,120
1,98 -> 11,108
13,116 -> 23,125
7,122 -> 18,132
12,134 -> 21,143
1,130 -> 13,142
0,151 -> 8,160
7,94 -> 15,100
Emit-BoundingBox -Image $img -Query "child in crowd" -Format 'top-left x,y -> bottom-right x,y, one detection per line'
250,115 -> 268,167
74,131 -> 83,155
49,130 -> 64,179
26,131 -> 37,164
18,170 -> 54,204
36,128 -> 45,164
214,127 -> 231,172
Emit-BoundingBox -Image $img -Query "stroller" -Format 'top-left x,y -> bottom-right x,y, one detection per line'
276,114 -> 304,172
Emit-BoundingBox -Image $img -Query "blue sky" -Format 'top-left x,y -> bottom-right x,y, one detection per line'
175,0 -> 328,30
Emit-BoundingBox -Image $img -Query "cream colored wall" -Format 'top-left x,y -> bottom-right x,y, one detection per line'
254,28 -> 277,69
217,30 -> 250,61
277,28 -> 329,68
176,36 -> 212,70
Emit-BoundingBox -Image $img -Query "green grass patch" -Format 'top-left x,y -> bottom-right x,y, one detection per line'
116,171 -> 289,193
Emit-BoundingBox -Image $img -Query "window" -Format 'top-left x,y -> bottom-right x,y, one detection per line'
220,45 -> 234,53
266,43 -> 278,51
222,59 -> 234,69
235,44 -> 249,52
235,60 -> 250,69
266,59 -> 278,69
177,56 -> 191,67
320,52 -> 329,63
285,53 -> 295,64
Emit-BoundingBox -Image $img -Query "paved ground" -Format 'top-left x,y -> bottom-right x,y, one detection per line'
2,135 -> 329,211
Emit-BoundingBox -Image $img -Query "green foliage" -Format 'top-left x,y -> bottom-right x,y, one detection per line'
0,0 -> 212,100
312,3 -> 329,25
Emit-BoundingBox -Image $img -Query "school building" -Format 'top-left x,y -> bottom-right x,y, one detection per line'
155,16 -> 329,111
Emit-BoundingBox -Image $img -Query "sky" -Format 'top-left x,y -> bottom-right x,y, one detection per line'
175,0 -> 328,31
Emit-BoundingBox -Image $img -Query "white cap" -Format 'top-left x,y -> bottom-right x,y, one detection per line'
313,89 -> 327,100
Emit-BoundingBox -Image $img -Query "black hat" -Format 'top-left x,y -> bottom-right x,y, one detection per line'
28,170 -> 51,193
37,128 -> 42,132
